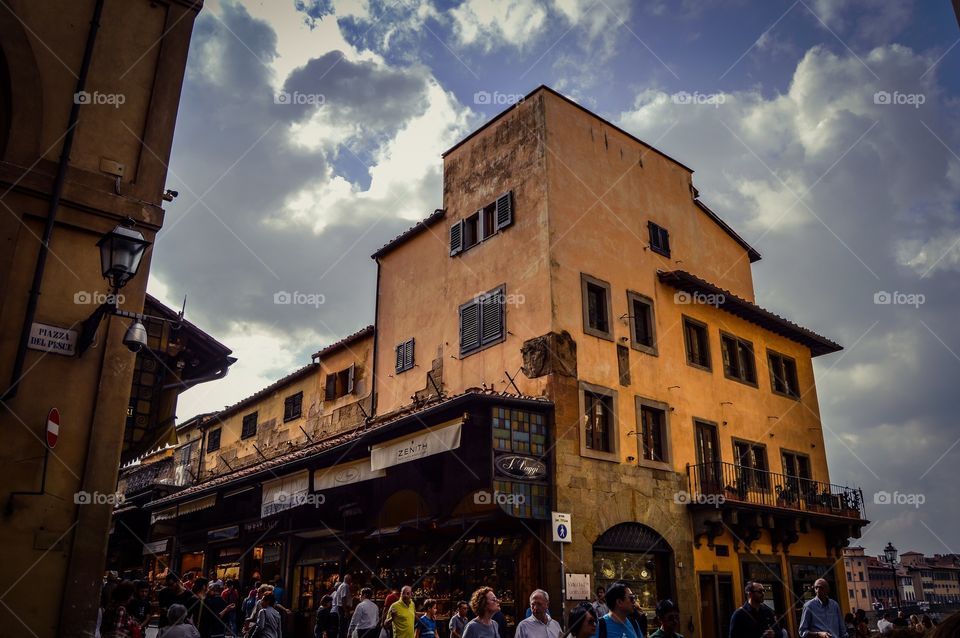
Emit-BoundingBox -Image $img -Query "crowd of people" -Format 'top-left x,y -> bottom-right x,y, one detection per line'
94,571 -> 960,638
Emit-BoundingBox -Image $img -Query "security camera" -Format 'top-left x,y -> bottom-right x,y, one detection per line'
122,320 -> 148,353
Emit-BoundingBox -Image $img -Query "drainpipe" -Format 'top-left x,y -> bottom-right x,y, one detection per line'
370,258 -> 382,420
2,0 -> 106,402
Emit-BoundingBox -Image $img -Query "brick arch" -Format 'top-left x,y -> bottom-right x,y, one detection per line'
0,7 -> 43,164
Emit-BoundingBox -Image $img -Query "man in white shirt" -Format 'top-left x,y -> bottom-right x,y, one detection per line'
515,590 -> 561,638
877,612 -> 894,635
332,575 -> 354,638
348,587 -> 380,638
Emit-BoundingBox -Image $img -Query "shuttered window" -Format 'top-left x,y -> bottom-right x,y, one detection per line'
648,221 -> 670,257
324,364 -> 357,400
241,412 -> 258,439
449,191 -> 514,256
206,428 -> 221,452
395,338 -> 415,373
460,286 -> 506,356
284,391 -> 303,421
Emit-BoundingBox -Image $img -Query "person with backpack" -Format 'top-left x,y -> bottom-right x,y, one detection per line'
594,583 -> 644,638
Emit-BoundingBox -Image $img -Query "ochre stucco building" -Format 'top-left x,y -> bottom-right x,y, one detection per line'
0,2 -> 205,637
131,86 -> 866,638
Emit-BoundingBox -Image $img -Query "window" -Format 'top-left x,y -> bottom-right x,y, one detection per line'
395,338 -> 415,373
733,440 -> 768,489
459,286 -> 505,356
648,221 -> 670,257
206,428 -> 221,452
683,316 -> 711,369
768,350 -> 800,398
450,191 -> 514,256
324,365 -> 356,400
720,332 -> 757,385
584,390 -> 614,453
241,412 -> 258,439
626,291 -> 656,354
581,274 -> 613,340
781,449 -> 812,497
492,407 -> 547,455
636,398 -> 669,464
284,391 -> 303,421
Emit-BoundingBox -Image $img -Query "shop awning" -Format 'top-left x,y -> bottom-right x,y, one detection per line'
150,494 -> 217,524
313,459 -> 385,491
370,418 -> 462,471
260,469 -> 310,518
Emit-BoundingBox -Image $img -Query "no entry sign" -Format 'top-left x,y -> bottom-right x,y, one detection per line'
46,408 -> 60,448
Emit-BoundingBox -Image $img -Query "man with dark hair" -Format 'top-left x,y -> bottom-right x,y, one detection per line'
593,583 -> 644,638
159,573 -> 199,631
317,594 -> 340,638
649,600 -> 681,638
729,582 -> 778,638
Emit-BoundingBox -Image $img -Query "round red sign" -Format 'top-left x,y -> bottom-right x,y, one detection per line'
46,408 -> 60,448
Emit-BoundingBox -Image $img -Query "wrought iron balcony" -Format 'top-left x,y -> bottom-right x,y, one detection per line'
686,461 -> 864,519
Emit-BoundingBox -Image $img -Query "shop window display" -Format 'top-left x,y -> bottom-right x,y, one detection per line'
493,408 -> 546,456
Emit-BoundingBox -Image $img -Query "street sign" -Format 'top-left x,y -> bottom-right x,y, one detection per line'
46,408 -> 60,448
28,322 -> 77,356
552,511 -> 571,543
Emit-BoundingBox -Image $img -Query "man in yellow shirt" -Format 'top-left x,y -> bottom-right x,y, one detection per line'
386,586 -> 416,638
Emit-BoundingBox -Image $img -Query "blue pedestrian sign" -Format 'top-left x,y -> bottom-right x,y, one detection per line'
552,511 -> 572,543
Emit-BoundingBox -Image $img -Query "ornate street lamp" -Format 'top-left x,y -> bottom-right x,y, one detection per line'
883,542 -> 903,609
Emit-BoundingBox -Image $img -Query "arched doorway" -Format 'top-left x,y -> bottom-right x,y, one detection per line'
592,523 -> 675,619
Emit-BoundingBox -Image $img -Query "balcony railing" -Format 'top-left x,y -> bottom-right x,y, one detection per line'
686,461 -> 864,518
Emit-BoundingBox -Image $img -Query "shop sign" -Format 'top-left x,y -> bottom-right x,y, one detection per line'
208,525 -> 240,542
565,574 -> 591,600
263,545 -> 281,564
370,419 -> 462,471
314,459 -> 385,491
143,538 -> 170,556
244,520 -> 278,534
494,454 -> 546,480
261,470 -> 310,518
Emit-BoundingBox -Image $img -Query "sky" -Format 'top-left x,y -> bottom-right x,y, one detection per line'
148,0 -> 960,560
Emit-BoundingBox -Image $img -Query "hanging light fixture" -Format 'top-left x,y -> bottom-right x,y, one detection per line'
97,224 -> 151,290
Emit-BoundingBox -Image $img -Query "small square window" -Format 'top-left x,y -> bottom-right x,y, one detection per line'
206,428 -> 221,452
648,221 -> 670,257
581,274 -> 613,340
627,291 -> 656,354
683,316 -> 711,370
325,365 -> 356,400
395,339 -> 415,373
241,412 -> 258,439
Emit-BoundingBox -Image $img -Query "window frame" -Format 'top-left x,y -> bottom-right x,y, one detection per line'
206,427 -> 221,453
648,221 -> 671,257
634,395 -> 671,469
719,330 -> 758,387
626,290 -> 657,355
449,191 -> 514,257
578,381 -> 619,462
459,285 -> 507,357
395,338 -> 415,373
283,391 -> 303,422
767,349 -> 800,399
324,364 -> 356,401
732,438 -> 769,489
581,273 -> 614,341
682,315 -> 712,371
241,412 -> 258,440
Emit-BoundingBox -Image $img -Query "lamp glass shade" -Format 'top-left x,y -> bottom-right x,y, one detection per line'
884,543 -> 897,564
97,225 -> 151,289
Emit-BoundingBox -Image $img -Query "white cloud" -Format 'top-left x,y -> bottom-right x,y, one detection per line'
450,0 -> 549,51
